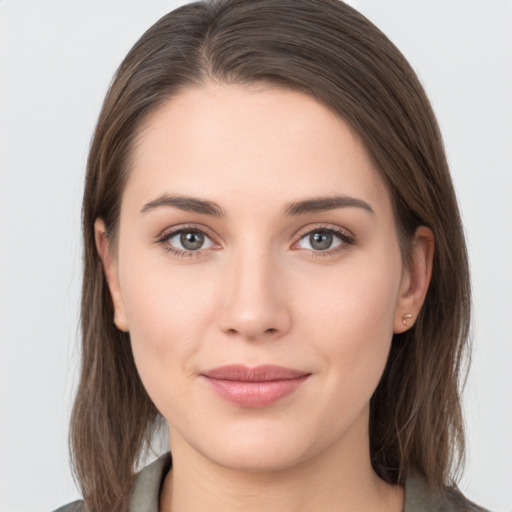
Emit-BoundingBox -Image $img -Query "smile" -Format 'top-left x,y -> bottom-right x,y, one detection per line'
200,365 -> 311,408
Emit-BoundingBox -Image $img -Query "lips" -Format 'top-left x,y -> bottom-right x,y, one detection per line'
200,364 -> 310,408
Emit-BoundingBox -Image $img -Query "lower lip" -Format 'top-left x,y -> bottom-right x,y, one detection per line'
203,375 -> 309,408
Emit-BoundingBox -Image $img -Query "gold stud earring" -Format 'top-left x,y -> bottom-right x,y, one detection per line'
402,313 -> 413,326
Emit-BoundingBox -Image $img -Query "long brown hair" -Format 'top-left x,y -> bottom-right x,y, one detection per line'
71,1 -> 471,510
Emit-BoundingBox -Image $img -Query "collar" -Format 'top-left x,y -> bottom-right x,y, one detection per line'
130,452 -> 445,512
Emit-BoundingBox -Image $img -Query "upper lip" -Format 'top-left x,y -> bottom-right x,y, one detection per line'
201,364 -> 310,382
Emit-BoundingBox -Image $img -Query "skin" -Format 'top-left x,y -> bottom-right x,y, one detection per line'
96,82 -> 433,512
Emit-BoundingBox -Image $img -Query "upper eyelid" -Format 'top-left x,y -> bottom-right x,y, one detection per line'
295,223 -> 354,240
158,223 -> 352,238
156,223 -> 354,251
157,223 -> 217,241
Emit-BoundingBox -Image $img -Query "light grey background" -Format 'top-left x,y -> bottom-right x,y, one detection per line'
0,1 -> 510,511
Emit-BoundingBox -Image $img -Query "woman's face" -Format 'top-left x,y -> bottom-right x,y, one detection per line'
99,83 -> 425,472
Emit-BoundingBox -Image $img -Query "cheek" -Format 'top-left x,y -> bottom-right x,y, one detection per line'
301,249 -> 402,390
305,249 -> 401,338
117,251 -> 220,407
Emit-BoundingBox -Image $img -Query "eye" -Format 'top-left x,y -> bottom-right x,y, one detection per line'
161,228 -> 215,255
295,227 -> 354,253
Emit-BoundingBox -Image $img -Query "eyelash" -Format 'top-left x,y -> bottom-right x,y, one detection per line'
156,224 -> 355,258
294,225 -> 355,258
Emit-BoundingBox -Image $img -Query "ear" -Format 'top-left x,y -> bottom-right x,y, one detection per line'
393,226 -> 434,333
94,218 -> 129,332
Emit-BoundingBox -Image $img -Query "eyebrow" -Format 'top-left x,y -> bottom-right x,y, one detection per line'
140,194 -> 225,217
283,195 -> 375,216
140,194 -> 374,217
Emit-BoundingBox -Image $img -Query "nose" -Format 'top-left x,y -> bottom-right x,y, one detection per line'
217,245 -> 292,342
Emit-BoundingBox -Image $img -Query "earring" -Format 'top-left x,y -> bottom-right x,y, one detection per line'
402,313 -> 413,326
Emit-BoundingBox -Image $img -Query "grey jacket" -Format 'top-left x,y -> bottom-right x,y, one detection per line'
53,452 -> 488,512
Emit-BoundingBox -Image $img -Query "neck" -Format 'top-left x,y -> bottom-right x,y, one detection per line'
160,412 -> 403,512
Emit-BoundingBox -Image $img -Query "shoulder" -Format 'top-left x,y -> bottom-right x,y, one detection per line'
52,501 -> 85,512
51,452 -> 172,512
405,475 -> 491,512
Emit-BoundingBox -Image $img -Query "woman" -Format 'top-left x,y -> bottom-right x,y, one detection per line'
55,0 -> 489,510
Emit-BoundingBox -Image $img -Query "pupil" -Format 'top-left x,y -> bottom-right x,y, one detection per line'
310,232 -> 332,250
180,231 -> 204,250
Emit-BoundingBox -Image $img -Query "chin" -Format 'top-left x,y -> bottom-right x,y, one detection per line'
174,416 -> 331,474
204,441 -> 309,473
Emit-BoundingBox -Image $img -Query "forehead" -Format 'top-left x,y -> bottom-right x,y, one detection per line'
125,82 -> 391,216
